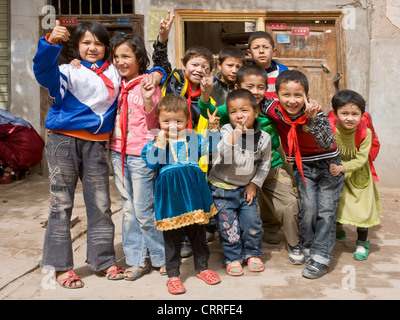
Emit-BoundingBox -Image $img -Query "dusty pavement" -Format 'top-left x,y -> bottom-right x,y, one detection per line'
0,172 -> 400,303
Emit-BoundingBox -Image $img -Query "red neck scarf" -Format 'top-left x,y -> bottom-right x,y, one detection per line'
87,60 -> 115,100
185,78 -> 201,130
278,103 -> 308,184
118,78 -> 143,186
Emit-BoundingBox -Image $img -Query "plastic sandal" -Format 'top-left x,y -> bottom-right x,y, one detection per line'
354,240 -> 370,261
166,277 -> 186,295
197,269 -> 221,285
0,166 -> 19,184
247,257 -> 264,272
98,264 -> 126,280
226,261 -> 244,276
159,265 -> 167,276
55,270 -> 84,289
124,264 -> 150,281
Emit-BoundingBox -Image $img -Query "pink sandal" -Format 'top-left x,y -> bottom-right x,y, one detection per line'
55,270 -> 84,289
167,277 -> 186,294
98,264 -> 126,280
247,257 -> 264,272
197,269 -> 221,285
226,261 -> 244,276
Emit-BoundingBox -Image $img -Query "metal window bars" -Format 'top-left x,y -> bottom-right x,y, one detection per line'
52,0 -> 134,15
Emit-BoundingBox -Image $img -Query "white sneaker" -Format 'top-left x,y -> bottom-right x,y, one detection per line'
287,244 -> 305,265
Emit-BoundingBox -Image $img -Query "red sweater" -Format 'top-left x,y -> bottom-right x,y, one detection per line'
266,101 -> 338,163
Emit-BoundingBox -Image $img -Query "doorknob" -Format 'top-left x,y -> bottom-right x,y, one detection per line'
333,73 -> 342,83
320,63 -> 331,74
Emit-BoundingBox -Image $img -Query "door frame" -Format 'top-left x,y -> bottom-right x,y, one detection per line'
174,10 -> 266,66
174,10 -> 347,89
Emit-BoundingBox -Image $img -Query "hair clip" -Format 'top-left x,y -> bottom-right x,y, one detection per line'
121,32 -> 125,35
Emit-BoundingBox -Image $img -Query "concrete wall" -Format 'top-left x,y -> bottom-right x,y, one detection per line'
9,0 -> 45,133
369,0 -> 400,188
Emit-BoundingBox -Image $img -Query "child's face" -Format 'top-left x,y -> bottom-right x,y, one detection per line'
227,97 -> 258,130
79,31 -> 106,63
113,43 -> 140,81
218,57 -> 244,84
247,38 -> 276,69
236,75 -> 267,106
183,56 -> 211,87
335,103 -> 362,130
158,109 -> 189,140
276,81 -> 309,116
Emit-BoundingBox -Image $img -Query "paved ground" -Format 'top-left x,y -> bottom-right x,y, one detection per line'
0,173 -> 399,303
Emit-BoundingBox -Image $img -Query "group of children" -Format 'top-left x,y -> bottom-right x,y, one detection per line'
33,11 -> 382,294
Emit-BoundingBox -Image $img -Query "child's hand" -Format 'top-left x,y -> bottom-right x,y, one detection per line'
141,75 -> 157,112
207,109 -> 220,131
329,163 -> 343,176
244,183 -> 258,206
141,75 -> 156,100
155,129 -> 167,148
200,70 -> 215,103
48,20 -> 70,44
69,59 -> 81,69
235,116 -> 249,134
146,71 -> 163,87
304,94 -> 320,120
159,10 -> 175,43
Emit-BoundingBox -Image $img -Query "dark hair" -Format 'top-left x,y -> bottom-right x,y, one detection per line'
275,70 -> 309,95
73,21 -> 110,60
157,94 -> 190,121
110,32 -> 149,75
331,89 -> 366,115
236,64 -> 268,86
248,31 -> 275,49
226,88 -> 258,111
182,46 -> 214,71
218,46 -> 246,64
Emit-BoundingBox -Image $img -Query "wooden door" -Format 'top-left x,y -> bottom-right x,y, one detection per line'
266,18 -> 344,113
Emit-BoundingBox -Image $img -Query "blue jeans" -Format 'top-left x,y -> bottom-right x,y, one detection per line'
294,156 -> 344,266
40,132 -> 116,272
210,184 -> 263,265
110,151 -> 165,267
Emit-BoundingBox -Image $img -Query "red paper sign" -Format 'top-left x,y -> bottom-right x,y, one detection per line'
291,27 -> 309,36
59,17 -> 78,27
269,22 -> 287,30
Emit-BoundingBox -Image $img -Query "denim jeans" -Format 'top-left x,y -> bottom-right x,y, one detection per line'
110,151 -> 165,267
210,184 -> 263,265
40,132 -> 116,272
294,156 -> 344,266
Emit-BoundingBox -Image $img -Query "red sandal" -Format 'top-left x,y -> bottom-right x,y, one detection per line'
247,257 -> 264,272
166,277 -> 186,294
55,270 -> 84,289
197,269 -> 221,285
98,264 -> 126,280
0,166 -> 19,184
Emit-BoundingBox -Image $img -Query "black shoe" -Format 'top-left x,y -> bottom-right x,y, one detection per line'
302,260 -> 329,279
263,232 -> 280,244
180,242 -> 192,258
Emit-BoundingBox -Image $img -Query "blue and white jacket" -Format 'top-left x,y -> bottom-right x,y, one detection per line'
33,36 -> 121,134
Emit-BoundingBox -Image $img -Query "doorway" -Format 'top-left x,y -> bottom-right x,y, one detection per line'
176,10 -> 346,113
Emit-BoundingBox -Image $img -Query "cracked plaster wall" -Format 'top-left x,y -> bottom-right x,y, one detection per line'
369,0 -> 400,187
